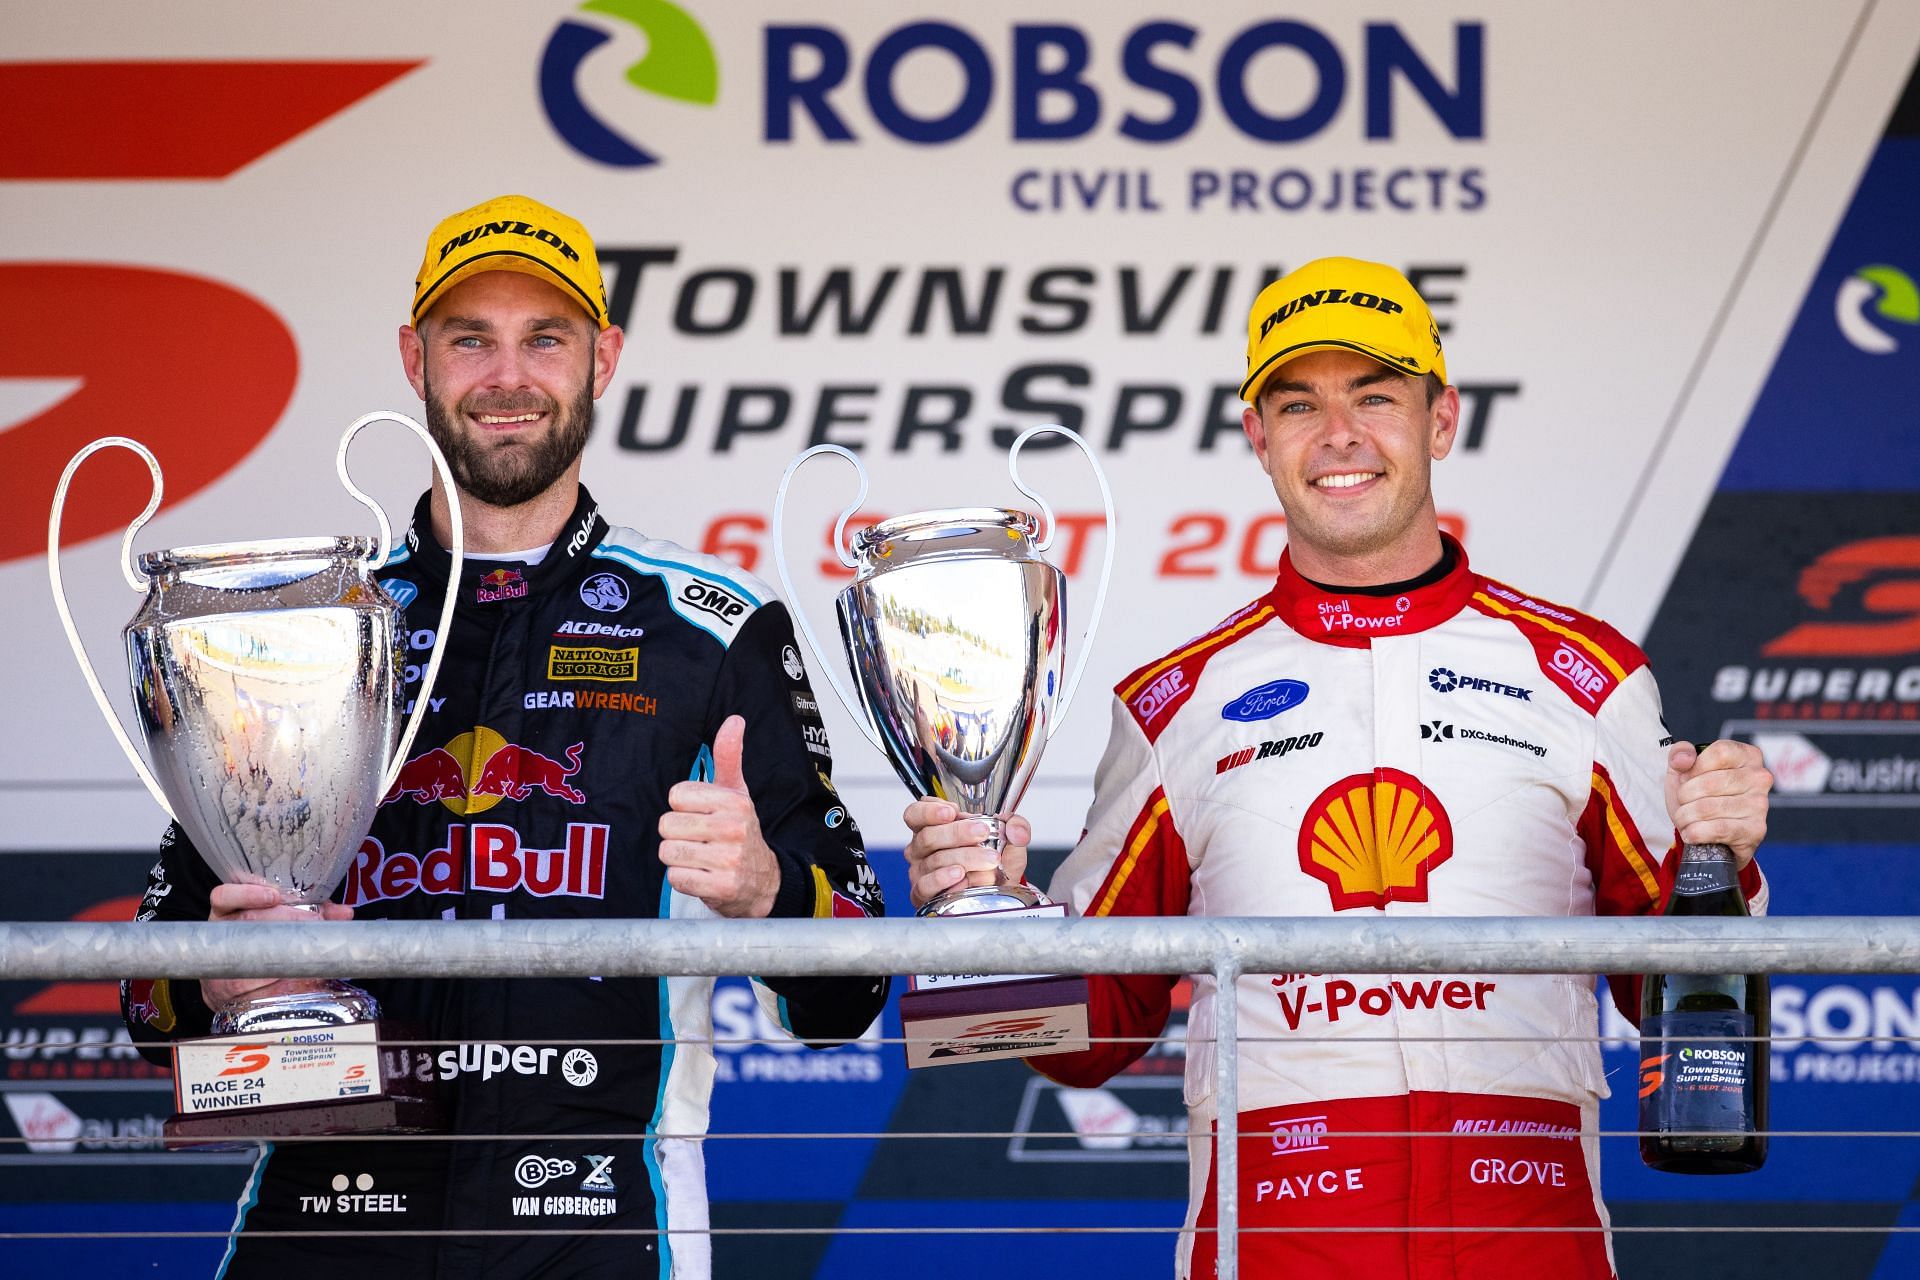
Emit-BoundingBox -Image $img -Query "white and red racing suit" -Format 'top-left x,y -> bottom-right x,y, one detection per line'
1040,537 -> 1766,1279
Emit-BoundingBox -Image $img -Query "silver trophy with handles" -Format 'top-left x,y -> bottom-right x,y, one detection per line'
773,425 -> 1113,1065
48,412 -> 462,1137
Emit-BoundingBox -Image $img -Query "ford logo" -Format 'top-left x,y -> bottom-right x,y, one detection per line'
1222,679 -> 1309,722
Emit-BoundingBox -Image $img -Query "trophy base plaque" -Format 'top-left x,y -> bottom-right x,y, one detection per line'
900,902 -> 1091,1069
165,1021 -> 440,1147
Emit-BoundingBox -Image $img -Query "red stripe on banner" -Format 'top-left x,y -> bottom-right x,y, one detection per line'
2,264 -> 297,565
0,61 -> 422,179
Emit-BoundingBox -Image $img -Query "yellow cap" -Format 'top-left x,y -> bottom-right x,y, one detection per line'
411,194 -> 609,328
1240,257 -> 1445,402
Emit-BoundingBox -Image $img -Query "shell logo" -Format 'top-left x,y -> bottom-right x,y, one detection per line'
1297,769 -> 1454,910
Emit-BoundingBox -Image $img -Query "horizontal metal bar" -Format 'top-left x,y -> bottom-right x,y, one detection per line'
3,916 -> 1918,981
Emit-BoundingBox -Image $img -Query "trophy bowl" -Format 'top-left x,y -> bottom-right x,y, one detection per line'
836,508 -> 1065,916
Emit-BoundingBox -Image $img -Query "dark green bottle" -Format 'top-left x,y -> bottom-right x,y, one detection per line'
1638,842 -> 1768,1173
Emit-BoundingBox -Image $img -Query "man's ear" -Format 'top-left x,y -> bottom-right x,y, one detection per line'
1428,384 -> 1460,462
399,323 -> 427,400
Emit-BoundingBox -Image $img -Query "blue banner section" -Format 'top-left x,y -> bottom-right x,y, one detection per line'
1718,137 -> 1920,492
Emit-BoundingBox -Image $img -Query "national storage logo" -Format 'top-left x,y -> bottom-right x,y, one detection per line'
537,10 -> 1487,214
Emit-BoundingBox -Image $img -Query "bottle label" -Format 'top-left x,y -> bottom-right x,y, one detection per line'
1672,861 -> 1738,897
1639,1010 -> 1757,1135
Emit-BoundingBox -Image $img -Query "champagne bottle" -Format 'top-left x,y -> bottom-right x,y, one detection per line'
1638,842 -> 1768,1173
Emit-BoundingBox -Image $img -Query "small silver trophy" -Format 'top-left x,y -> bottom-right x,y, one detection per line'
774,426 -> 1112,1065
48,412 -> 462,1137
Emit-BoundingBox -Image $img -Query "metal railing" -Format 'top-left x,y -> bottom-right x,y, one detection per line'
5,914 -> 1919,1278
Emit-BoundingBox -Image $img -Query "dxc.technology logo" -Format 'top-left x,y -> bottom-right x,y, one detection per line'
1834,263 -> 1919,354
540,0 -> 718,167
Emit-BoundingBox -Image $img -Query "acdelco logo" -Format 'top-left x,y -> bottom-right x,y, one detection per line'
681,580 -> 748,620
1551,643 -> 1609,702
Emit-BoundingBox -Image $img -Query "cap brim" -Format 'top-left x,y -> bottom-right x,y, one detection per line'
412,252 -> 607,328
1240,337 -> 1432,402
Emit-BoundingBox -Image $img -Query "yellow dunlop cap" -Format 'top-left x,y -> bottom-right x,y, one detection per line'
411,194 -> 609,328
1241,257 -> 1445,402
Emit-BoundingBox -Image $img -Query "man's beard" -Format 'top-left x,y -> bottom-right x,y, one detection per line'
422,370 -> 595,509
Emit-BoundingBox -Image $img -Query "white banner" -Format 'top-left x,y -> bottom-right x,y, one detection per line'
7,1 -> 1917,849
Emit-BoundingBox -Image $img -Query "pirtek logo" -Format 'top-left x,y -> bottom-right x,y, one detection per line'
438,220 -> 582,265
1259,287 -> 1406,340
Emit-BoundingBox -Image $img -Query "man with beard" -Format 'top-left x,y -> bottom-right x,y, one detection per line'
120,195 -> 889,1279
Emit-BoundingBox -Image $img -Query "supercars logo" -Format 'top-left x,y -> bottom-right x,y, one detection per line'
1834,264 -> 1919,354
220,1044 -> 272,1077
1638,1054 -> 1668,1098
1763,537 -> 1920,657
382,727 -> 587,812
1298,769 -> 1453,910
540,0 -> 720,168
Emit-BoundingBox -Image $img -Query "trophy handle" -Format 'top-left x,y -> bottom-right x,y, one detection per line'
46,437 -> 177,821
772,444 -> 887,755
1008,425 -> 1115,733
335,411 -> 466,796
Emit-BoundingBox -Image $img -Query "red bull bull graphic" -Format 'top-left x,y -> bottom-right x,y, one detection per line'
381,728 -> 588,812
346,823 -> 610,905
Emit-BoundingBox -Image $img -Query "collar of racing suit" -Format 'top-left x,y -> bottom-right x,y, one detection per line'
1267,531 -> 1475,646
400,484 -> 609,602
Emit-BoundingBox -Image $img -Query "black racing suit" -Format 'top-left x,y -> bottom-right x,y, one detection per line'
121,486 -> 888,1279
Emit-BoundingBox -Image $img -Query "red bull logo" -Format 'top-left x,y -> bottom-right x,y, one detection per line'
476,567 -> 528,603
382,728 -> 587,813
346,823 -> 610,905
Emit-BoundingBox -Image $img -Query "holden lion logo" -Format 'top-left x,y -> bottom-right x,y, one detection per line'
1834,264 -> 1919,354
540,0 -> 719,168
1298,769 -> 1453,910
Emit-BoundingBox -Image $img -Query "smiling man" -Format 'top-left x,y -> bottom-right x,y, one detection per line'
121,195 -> 887,1280
902,258 -> 1775,1277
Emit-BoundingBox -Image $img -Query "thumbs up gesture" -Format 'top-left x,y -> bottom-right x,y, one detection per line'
660,715 -> 782,917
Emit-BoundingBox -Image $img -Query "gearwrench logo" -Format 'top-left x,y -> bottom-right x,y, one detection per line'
540,0 -> 719,167
1834,264 -> 1920,354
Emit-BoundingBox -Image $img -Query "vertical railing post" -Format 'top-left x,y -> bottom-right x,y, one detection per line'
1214,957 -> 1242,1280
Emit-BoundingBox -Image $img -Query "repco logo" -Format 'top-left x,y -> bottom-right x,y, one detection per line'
681,581 -> 747,620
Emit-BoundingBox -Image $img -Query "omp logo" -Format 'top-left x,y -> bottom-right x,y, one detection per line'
1298,769 -> 1453,910
540,0 -> 720,167
1834,264 -> 1920,354
1268,1115 -> 1330,1156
